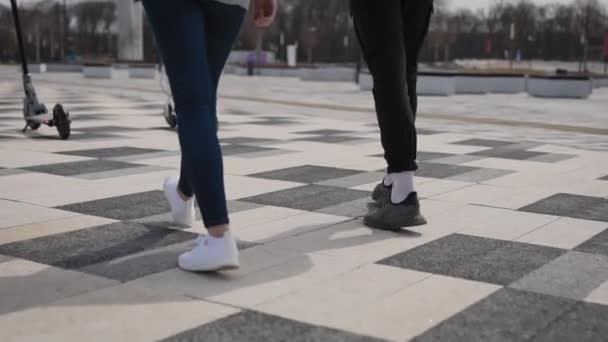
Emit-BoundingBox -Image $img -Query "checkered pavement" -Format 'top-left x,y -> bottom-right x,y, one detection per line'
0,79 -> 607,341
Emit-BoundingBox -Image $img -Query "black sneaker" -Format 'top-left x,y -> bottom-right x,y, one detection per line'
371,182 -> 391,204
364,192 -> 427,231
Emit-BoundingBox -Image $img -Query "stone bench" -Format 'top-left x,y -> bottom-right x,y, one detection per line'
83,64 -> 113,79
592,77 -> 608,88
527,75 -> 593,99
128,64 -> 158,79
46,63 -> 83,73
360,72 -> 457,96
418,72 -> 456,96
300,67 -> 355,82
487,74 -> 526,94
27,63 -> 46,73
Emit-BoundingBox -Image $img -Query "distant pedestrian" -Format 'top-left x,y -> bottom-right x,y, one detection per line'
350,0 -> 433,230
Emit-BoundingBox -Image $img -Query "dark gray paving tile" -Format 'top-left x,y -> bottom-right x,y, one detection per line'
79,239 -> 259,282
75,165 -> 172,180
599,175 -> 608,181
0,222 -> 196,269
225,108 -> 255,115
528,153 -> 577,163
532,301 -> 608,342
134,201 -> 263,228
575,229 -> 608,256
378,234 -> 566,285
134,103 -> 166,110
295,129 -> 358,136
415,162 -> 481,179
471,149 -> 546,160
67,106 -> 120,112
73,125 -> 142,133
0,168 -> 29,176
64,114 -> 113,121
294,135 -> 362,144
161,310 -> 386,342
416,151 -> 457,162
23,159 -> 143,176
315,197 -> 371,219
250,165 -> 362,184
454,139 -> 517,148
57,190 -> 170,220
237,148 -> 295,159
448,168 -> 514,183
222,144 -> 277,156
316,171 -> 384,188
78,242 -> 191,282
520,193 -> 608,223
228,200 -> 265,214
431,154 -> 487,165
30,133 -> 120,141
58,146 -> 165,159
241,185 -> 370,211
416,128 -> 444,135
465,242 -> 566,285
220,137 -> 279,145
412,288 -> 577,342
378,234 -> 506,275
249,117 -> 299,126
510,251 -> 608,300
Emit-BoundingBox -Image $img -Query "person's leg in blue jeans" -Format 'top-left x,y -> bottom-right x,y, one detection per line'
143,0 -> 245,271
176,1 -> 245,206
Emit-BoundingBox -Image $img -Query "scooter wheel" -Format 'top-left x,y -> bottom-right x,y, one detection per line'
164,103 -> 177,128
53,104 -> 71,140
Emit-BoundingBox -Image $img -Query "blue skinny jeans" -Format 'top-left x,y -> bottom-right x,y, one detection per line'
142,0 -> 245,227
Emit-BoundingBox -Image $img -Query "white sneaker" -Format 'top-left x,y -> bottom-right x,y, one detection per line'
178,231 -> 240,272
163,176 -> 195,227
194,233 -> 240,245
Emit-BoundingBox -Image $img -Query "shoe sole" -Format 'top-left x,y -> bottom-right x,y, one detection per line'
179,263 -> 240,272
363,214 -> 428,231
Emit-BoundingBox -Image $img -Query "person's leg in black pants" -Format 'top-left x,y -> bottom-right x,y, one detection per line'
403,1 -> 434,117
351,0 -> 433,230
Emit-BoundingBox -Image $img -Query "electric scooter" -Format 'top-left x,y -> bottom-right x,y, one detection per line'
159,63 -> 177,129
9,0 -> 71,139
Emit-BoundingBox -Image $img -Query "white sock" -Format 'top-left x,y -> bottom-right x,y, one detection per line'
390,171 -> 414,204
383,174 -> 393,186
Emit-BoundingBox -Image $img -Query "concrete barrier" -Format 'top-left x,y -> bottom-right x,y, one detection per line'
418,72 -> 455,96
83,64 -> 113,79
46,63 -> 83,73
27,63 -> 46,73
454,74 -> 491,94
227,50 -> 276,64
592,77 -> 608,88
361,71 -> 526,96
488,75 -> 526,94
128,64 -> 158,79
527,75 -> 592,99
257,68 -> 305,78
300,67 -> 354,82
359,73 -> 373,91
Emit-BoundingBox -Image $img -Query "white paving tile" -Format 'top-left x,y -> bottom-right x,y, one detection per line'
515,217 -> 608,249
